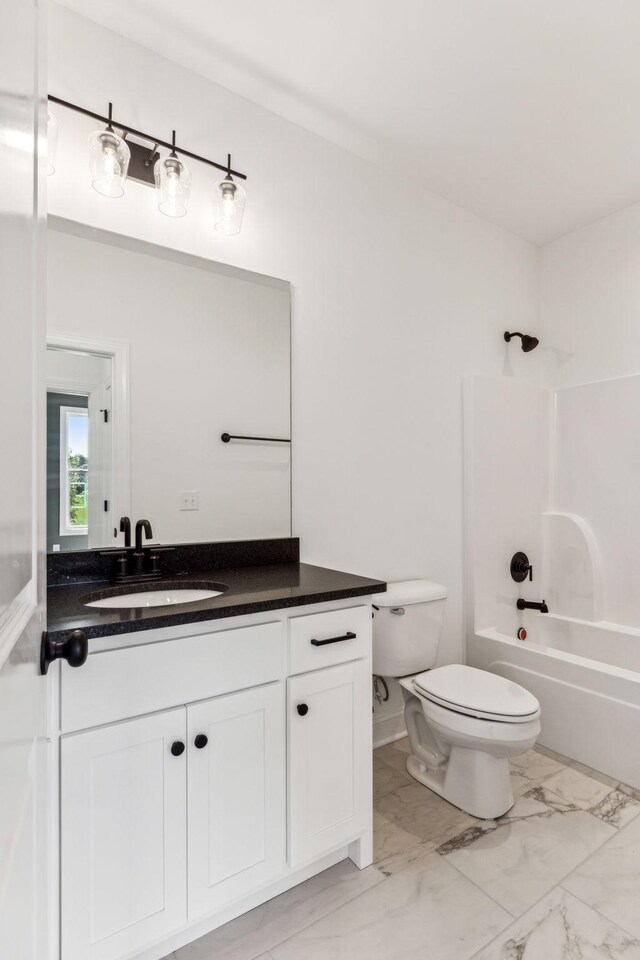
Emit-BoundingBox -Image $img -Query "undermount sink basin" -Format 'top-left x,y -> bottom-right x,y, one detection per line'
83,581 -> 227,610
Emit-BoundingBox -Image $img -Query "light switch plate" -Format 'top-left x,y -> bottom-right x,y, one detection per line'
180,491 -> 199,511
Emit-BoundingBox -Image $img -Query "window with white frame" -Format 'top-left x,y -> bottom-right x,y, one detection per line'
59,405 -> 89,536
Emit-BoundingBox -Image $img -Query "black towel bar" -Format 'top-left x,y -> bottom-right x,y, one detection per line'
221,433 -> 291,443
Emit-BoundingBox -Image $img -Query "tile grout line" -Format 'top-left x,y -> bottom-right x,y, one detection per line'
173,864 -> 389,960
439,852 -> 525,921
557,881 -> 640,945
435,780 -> 640,924
263,870 -> 400,959
466,798 -> 632,922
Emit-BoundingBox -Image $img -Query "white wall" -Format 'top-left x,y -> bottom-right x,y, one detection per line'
540,200 -> 640,389
47,4 -> 541,667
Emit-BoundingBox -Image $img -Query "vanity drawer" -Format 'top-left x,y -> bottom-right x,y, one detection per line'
61,621 -> 285,733
288,605 -> 370,674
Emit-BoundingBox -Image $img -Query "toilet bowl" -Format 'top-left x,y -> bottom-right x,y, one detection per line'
399,664 -> 540,818
373,581 -> 541,819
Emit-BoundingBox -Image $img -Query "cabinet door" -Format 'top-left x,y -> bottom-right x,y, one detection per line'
187,683 -> 285,919
288,661 -> 370,866
61,708 -> 187,960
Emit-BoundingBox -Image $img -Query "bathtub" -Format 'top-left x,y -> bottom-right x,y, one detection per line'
468,615 -> 640,789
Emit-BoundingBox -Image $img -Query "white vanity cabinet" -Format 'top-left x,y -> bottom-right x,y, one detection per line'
58,599 -> 373,960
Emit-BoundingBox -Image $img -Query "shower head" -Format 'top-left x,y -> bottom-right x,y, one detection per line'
504,331 -> 539,353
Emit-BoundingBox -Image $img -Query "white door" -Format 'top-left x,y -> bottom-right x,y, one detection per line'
288,661 -> 370,866
0,0 -> 48,958
187,683 -> 286,919
61,709 -> 188,960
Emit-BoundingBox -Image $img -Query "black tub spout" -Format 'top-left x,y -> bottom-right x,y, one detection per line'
517,598 -> 549,613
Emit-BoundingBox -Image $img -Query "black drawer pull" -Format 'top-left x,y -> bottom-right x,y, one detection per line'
310,631 -> 356,647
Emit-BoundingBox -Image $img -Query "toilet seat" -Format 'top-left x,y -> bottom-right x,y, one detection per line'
413,664 -> 540,723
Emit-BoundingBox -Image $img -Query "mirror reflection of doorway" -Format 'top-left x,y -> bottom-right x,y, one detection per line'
46,348 -> 114,552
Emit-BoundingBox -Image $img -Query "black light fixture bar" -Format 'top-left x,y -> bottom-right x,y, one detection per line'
48,95 -> 247,181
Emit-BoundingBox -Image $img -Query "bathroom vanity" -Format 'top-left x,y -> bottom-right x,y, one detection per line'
42,221 -> 386,960
48,539 -> 384,960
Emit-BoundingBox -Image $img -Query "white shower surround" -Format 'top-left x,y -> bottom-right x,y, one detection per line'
465,374 -> 640,787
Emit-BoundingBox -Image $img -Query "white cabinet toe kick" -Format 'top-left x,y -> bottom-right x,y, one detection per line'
56,598 -> 374,960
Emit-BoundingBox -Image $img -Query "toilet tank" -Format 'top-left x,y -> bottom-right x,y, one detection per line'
372,580 -> 447,678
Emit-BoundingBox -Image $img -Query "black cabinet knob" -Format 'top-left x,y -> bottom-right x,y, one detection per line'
297,703 -> 309,716
40,629 -> 89,675
170,741 -> 185,757
194,734 -> 208,749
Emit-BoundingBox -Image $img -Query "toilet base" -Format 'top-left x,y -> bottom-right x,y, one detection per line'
399,674 -> 540,820
405,748 -> 514,820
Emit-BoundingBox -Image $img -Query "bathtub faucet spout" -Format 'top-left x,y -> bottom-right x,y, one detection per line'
517,598 -> 549,614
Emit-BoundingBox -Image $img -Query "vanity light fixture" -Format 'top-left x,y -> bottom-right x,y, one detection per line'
88,103 -> 131,198
214,156 -> 246,236
48,96 -> 248,234
155,131 -> 192,218
47,110 -> 58,176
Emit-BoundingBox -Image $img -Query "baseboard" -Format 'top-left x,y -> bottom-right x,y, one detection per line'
372,709 -> 406,748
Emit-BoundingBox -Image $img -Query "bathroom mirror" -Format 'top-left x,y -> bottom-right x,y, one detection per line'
46,217 -> 291,552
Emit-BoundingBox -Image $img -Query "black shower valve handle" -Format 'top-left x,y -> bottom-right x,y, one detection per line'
510,551 -> 533,583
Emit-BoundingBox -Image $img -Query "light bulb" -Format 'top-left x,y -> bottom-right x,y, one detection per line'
214,175 -> 246,236
88,128 -> 130,198
155,154 -> 191,217
47,111 -> 58,176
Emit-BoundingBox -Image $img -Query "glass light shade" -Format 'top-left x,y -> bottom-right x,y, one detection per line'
154,155 -> 192,217
47,111 -> 58,176
88,129 -> 130,198
214,176 -> 246,236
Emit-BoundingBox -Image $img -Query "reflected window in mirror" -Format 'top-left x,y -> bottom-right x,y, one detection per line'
59,405 -> 88,536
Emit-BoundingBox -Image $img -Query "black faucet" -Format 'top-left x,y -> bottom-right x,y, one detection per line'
133,519 -> 153,575
119,516 -> 131,548
517,598 -> 549,614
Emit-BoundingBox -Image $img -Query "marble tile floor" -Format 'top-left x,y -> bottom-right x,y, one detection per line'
168,738 -> 640,960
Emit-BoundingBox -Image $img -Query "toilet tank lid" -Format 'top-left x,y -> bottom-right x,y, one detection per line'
372,579 -> 447,607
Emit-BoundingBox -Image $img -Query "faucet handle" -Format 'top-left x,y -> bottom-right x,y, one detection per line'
510,551 -> 533,583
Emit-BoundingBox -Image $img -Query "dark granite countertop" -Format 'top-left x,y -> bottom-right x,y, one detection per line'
46,561 -> 387,643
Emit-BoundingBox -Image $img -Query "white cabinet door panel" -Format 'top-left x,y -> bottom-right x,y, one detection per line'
288,661 -> 370,866
61,708 -> 187,960
187,683 -> 285,919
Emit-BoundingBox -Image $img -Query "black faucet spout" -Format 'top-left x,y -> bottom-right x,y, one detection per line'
517,598 -> 549,614
135,519 -> 153,553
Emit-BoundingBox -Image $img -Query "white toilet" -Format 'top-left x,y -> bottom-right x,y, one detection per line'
372,580 -> 541,819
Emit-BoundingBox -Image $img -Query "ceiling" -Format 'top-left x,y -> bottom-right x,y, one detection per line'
55,0 -> 640,244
